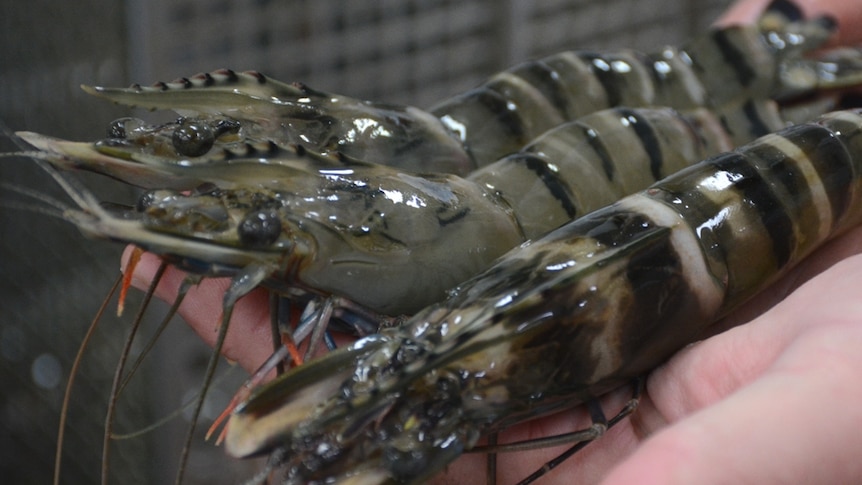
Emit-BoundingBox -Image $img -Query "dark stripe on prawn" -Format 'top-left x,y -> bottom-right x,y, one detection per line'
507,152 -> 579,219
579,52 -> 627,107
648,111 -> 861,304
710,152 -> 796,267
615,107 -> 665,180
465,88 -> 530,152
583,211 -> 701,366
484,107 -> 726,231
783,123 -> 856,223
448,86 -> 529,162
744,137 -> 817,229
509,60 -> 573,120
656,149 -> 796,271
571,120 -> 616,180
710,29 -> 758,88
741,99 -> 777,140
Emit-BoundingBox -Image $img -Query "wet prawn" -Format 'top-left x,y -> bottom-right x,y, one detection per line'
74,0 -> 859,174
13,103 -> 767,318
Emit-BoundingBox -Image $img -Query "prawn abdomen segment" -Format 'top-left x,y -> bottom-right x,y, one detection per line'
466,106 -> 736,240
470,199 -> 723,405
650,113 -> 862,310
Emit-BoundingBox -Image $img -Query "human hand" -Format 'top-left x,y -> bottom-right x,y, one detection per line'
123,207 -> 862,485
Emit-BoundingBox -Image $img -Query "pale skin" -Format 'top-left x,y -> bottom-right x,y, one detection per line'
123,0 -> 862,483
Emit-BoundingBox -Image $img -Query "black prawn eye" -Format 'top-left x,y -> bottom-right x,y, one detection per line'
238,210 -> 282,247
172,119 -> 215,157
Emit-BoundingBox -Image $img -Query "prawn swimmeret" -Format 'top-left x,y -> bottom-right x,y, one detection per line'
222,108 -> 862,485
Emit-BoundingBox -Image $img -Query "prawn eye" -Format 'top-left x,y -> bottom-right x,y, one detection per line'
172,119 -> 215,157
238,210 -> 282,247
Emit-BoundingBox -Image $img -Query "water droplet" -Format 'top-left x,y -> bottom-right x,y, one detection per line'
31,353 -> 62,390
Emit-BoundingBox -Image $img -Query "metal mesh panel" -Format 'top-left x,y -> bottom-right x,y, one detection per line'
2,0 -> 731,483
1,1 -> 149,483
133,0 -> 506,106
134,0 -> 731,106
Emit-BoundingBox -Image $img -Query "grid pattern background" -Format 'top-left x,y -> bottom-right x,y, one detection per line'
133,0 -> 731,106
1,0 -> 731,482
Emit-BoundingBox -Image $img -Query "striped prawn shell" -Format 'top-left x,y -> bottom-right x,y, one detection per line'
223,109 -> 862,483
648,109 -> 862,308
467,100 -> 779,239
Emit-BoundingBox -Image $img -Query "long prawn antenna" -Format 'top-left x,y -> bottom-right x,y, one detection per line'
54,275 -> 123,485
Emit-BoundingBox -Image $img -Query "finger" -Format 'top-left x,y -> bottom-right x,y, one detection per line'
602,255 -> 862,485
121,246 -> 274,373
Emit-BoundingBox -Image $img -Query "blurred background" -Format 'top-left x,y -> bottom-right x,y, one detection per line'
1,0 -> 732,483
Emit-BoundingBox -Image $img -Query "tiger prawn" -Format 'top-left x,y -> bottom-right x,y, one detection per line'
72,0 -> 859,175
13,103 -> 760,317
